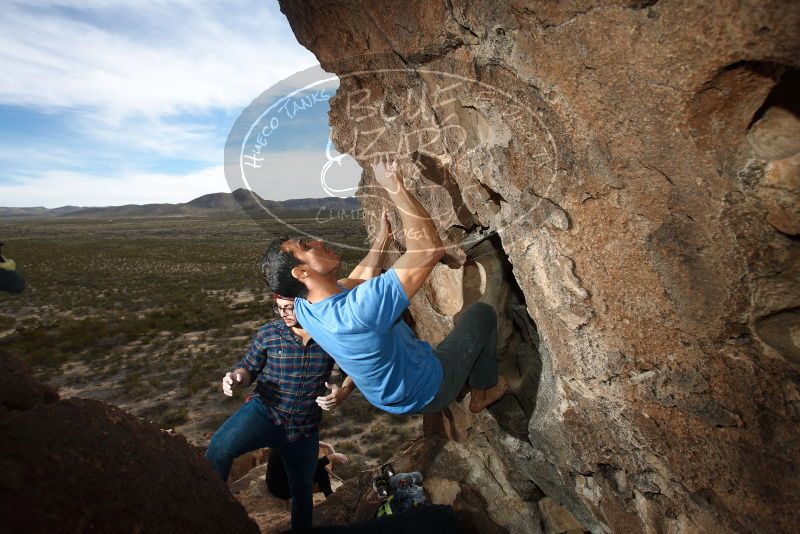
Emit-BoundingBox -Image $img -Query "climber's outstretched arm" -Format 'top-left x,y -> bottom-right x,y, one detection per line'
339,210 -> 393,289
372,155 -> 444,301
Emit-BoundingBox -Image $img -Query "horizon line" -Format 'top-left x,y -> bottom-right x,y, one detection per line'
0,189 -> 358,210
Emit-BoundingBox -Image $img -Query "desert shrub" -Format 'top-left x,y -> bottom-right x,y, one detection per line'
364,443 -> 384,458
139,403 -> 189,429
159,406 -> 189,428
321,423 -> 353,439
333,460 -> 362,482
200,411 -> 230,432
371,423 -> 388,440
184,373 -> 212,397
0,315 -> 15,331
363,441 -> 396,462
121,374 -> 149,397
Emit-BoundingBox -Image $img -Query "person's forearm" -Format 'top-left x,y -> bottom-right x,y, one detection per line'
233,344 -> 267,386
231,367 -> 253,387
387,185 -> 443,257
341,376 -> 356,397
348,232 -> 392,280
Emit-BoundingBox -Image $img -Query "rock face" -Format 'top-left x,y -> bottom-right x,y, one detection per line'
0,351 -> 259,534
279,2 -> 800,532
287,428 -> 582,534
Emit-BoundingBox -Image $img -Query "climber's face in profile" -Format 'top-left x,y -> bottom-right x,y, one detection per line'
281,238 -> 341,278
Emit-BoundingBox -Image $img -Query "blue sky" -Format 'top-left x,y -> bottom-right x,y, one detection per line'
0,0 -> 361,207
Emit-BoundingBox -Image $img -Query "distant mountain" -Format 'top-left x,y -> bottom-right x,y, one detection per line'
279,197 -> 362,211
50,206 -> 86,215
0,205 -> 85,217
0,189 -> 360,219
0,207 -> 51,217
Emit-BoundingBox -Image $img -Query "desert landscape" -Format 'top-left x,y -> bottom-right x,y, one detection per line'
2,1 -> 798,531
0,213 -> 421,487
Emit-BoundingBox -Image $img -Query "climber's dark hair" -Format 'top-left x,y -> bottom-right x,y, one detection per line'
260,237 -> 308,299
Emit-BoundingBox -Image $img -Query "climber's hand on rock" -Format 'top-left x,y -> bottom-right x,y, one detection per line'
376,208 -> 392,241
371,154 -> 404,195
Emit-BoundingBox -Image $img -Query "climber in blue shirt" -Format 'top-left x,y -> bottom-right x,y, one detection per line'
260,155 -> 507,416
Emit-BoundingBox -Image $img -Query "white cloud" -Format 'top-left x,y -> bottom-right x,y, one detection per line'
0,165 -> 228,208
81,114 -> 225,161
0,1 -> 347,207
0,0 -> 319,119
1,148 -> 364,208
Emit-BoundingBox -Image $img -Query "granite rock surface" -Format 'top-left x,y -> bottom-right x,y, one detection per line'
279,1 -> 800,531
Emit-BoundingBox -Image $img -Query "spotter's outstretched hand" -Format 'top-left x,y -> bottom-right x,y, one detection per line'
222,371 -> 241,396
316,381 -> 348,411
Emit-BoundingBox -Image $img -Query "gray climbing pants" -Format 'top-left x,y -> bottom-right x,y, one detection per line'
420,302 -> 499,413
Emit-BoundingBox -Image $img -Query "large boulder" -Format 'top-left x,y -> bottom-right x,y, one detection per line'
0,349 -> 58,412
0,351 -> 259,534
278,1 -> 800,532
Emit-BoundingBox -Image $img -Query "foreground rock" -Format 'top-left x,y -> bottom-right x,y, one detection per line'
279,2 -> 800,532
0,350 -> 259,534
272,419 -> 581,534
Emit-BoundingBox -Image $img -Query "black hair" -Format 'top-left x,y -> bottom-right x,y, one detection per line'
260,237 -> 308,298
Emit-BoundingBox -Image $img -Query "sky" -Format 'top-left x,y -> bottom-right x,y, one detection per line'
0,0 -> 362,208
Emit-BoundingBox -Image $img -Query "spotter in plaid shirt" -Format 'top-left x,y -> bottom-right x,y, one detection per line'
233,318 -> 335,442
206,297 -> 354,531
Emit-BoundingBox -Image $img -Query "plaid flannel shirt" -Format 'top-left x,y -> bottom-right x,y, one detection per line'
233,319 -> 334,442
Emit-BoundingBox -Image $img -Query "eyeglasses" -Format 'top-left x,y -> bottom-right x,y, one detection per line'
273,305 -> 295,316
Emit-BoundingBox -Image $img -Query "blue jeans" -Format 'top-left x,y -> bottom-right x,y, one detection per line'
205,397 -> 319,530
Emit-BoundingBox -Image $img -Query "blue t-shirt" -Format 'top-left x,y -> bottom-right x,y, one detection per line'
294,269 -> 442,414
